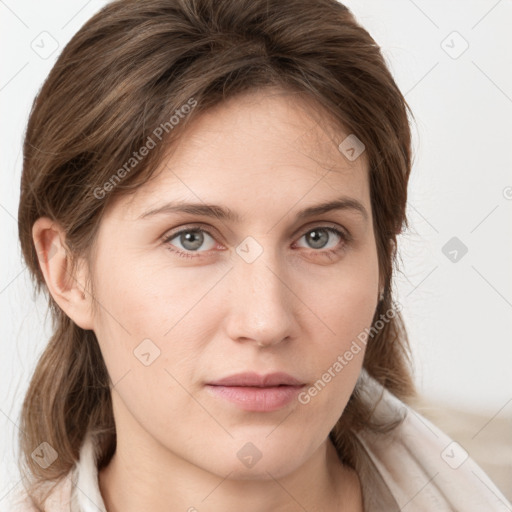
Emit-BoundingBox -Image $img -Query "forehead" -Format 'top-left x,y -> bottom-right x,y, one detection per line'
113,87 -> 369,220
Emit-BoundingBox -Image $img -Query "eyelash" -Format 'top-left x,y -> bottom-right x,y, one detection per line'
162,224 -> 351,260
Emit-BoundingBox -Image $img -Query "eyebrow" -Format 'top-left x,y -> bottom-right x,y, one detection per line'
138,197 -> 369,223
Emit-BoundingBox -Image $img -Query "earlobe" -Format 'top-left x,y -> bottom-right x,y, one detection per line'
32,217 -> 94,330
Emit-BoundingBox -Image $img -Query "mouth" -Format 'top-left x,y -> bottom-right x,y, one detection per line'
205,372 -> 306,412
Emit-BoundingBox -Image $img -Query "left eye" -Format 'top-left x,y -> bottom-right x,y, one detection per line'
295,227 -> 344,250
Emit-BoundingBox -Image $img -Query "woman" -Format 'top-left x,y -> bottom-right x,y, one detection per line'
11,0 -> 511,510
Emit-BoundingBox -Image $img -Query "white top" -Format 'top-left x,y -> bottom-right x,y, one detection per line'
10,370 -> 512,511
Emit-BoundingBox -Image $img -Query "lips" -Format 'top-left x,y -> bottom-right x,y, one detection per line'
207,371 -> 304,387
205,372 -> 305,412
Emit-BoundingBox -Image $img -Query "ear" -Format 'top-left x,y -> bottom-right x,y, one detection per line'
32,217 -> 94,330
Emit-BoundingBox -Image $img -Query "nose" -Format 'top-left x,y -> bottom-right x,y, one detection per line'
223,249 -> 299,348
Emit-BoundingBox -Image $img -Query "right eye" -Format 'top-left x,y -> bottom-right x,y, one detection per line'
163,227 -> 220,258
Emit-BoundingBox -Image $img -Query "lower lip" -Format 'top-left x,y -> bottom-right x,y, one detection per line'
205,384 -> 304,412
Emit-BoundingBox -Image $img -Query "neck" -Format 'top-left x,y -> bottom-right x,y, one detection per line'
98,430 -> 362,512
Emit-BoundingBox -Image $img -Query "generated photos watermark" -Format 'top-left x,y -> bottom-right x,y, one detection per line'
93,97 -> 197,200
298,300 -> 403,405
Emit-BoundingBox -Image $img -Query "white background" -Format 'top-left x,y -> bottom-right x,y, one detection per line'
1,0 -> 511,506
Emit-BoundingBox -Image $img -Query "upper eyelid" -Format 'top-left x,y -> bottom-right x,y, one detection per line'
162,223 -> 218,242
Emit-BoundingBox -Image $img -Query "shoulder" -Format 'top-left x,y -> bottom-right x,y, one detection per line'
7,472 -> 75,512
8,432 -> 106,512
354,370 -> 512,511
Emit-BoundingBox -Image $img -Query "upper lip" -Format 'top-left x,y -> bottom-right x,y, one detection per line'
207,372 -> 304,387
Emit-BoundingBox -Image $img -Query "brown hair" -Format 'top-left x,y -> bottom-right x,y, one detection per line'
17,0 -> 416,506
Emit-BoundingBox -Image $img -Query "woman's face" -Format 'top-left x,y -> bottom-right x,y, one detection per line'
88,88 -> 380,479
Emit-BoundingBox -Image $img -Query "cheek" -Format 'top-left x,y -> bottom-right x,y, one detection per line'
90,254 -> 225,392
89,257 -> 208,435
311,248 -> 379,345
298,249 -> 379,408
92,251 -> 223,337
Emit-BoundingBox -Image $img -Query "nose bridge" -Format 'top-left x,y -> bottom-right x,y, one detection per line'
226,238 -> 295,345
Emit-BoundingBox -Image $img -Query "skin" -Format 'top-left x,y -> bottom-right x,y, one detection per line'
34,87 -> 383,512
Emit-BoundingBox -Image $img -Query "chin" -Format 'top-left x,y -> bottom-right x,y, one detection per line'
199,439 -> 308,481
211,458 -> 300,481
